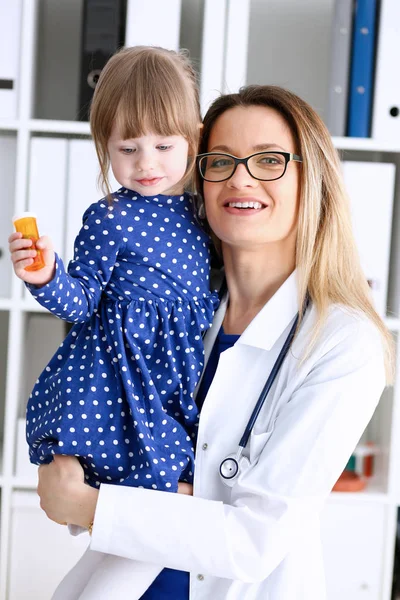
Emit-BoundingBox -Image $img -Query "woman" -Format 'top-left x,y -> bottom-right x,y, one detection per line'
37,85 -> 392,600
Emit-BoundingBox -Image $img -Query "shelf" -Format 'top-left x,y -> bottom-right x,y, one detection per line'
0,299 -> 13,311
19,301 -> 48,313
385,318 -> 400,332
333,136 -> 400,153
0,120 -> 19,132
12,477 -> 37,490
329,477 -> 390,504
29,119 -> 91,136
1,122 -> 400,151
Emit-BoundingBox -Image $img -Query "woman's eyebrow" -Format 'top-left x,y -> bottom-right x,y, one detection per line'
209,143 -> 287,152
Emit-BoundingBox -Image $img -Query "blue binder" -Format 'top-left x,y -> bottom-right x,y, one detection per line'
347,0 -> 378,137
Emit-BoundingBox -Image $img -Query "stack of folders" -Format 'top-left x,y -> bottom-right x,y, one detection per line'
327,0 -> 400,141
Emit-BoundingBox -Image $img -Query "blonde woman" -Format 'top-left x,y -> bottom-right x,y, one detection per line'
37,85 -> 391,599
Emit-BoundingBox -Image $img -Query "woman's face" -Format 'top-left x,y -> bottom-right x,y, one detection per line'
203,105 -> 300,254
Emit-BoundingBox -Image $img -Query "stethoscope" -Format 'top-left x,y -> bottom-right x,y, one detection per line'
219,293 -> 309,486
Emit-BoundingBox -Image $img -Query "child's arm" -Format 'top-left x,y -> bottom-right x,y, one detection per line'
8,232 -> 55,286
21,201 -> 125,323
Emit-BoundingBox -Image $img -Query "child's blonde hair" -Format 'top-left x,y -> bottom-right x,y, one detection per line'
90,46 -> 201,200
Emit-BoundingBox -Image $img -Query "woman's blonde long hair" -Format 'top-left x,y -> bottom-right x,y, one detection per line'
90,46 -> 201,200
199,85 -> 395,383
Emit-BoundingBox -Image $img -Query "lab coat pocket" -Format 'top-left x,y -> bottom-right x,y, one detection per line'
249,429 -> 273,465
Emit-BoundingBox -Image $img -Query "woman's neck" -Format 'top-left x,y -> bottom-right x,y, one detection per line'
222,244 -> 296,335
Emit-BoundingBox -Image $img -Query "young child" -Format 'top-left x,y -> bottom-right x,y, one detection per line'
9,46 -> 218,493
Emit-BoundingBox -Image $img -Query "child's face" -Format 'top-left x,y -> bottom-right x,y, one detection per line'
108,124 -> 189,196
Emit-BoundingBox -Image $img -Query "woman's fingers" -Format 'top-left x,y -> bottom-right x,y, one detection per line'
37,456 -> 98,528
177,482 -> 193,495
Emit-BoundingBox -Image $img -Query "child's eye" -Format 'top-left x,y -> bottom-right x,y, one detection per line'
121,148 -> 134,154
157,145 -> 172,151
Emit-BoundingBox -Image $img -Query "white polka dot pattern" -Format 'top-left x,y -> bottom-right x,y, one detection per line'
25,189 -> 219,491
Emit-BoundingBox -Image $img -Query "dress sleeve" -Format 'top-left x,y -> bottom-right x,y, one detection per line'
26,201 -> 125,323
90,317 -> 386,582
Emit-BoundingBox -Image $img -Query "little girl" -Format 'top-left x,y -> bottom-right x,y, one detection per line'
9,46 -> 218,493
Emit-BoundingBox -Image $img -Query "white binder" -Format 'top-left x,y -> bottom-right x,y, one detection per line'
371,0 -> 400,141
66,140 -> 118,266
200,0 -> 227,115
342,161 -> 395,317
25,138 -> 68,302
0,135 -> 17,297
223,0 -> 251,95
0,0 -> 22,118
125,0 -> 182,50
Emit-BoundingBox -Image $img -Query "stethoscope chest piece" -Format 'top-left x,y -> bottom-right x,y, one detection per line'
219,456 -> 239,480
219,450 -> 250,487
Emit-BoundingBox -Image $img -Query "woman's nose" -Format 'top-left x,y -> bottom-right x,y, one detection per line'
227,163 -> 257,189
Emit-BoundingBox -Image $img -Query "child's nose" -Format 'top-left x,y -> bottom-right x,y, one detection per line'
136,151 -> 155,172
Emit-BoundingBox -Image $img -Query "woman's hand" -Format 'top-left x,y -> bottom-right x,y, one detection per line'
37,455 -> 98,528
8,232 -> 56,286
178,482 -> 193,495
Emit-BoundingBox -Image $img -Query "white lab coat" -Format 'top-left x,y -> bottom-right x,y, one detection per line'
53,272 -> 386,599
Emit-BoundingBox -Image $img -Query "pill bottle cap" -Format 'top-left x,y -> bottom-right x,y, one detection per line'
12,212 -> 38,223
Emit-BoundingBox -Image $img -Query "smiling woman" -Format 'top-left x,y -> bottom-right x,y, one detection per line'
35,84 -> 393,600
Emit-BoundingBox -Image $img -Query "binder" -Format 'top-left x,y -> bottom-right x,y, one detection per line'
342,160 -> 395,316
66,139 -> 119,265
78,0 -> 127,121
25,138 -> 68,302
326,0 -> 354,136
0,0 -> 22,118
223,0 -> 251,95
0,135 -> 17,298
200,0 -> 227,115
347,0 -> 378,137
125,0 -> 182,50
371,0 -> 400,141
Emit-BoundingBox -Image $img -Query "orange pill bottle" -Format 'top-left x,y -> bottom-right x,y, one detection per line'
13,212 -> 45,271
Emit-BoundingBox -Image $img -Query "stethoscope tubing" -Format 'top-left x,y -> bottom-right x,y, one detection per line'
219,293 -> 310,482
238,312 -> 300,449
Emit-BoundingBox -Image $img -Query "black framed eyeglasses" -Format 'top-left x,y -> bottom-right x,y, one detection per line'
197,151 -> 302,183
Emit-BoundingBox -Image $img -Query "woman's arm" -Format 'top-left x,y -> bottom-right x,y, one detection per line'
37,457 -> 193,528
38,317 -> 385,582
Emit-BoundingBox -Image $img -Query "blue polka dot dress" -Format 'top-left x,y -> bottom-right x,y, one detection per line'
25,188 -> 219,491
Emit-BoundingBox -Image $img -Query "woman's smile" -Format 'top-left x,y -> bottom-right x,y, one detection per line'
223,196 -> 268,215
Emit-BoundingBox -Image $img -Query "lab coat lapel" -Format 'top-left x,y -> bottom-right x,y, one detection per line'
239,270 -> 299,351
196,271 -> 300,449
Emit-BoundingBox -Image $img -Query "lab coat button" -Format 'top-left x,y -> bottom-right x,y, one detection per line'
202,443 -> 208,450
197,574 -> 205,581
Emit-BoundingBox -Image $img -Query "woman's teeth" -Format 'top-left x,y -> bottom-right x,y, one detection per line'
228,201 -> 263,209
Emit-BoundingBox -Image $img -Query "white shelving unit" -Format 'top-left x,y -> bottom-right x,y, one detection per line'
0,0 -> 399,599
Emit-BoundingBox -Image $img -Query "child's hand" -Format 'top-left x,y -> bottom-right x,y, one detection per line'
8,232 -> 56,286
